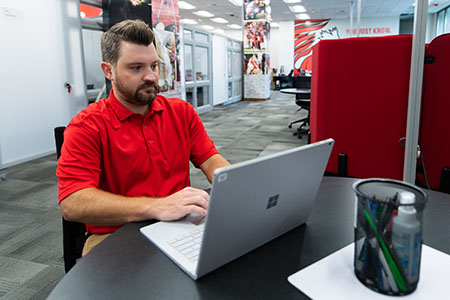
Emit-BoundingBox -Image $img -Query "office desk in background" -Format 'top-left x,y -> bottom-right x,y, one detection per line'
46,177 -> 450,300
280,88 -> 311,100
273,75 -> 288,90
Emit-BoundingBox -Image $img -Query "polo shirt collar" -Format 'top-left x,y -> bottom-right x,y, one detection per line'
150,96 -> 164,114
107,90 -> 164,121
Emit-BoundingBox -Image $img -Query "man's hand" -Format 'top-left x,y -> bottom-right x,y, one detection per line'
148,187 -> 210,221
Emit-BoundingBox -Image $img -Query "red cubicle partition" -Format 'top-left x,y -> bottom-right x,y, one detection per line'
418,33 -> 450,192
310,35 -> 413,180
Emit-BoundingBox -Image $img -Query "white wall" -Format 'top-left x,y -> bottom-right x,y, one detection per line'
268,14 -> 445,73
269,27 -> 279,73
223,29 -> 242,41
426,13 -> 437,43
212,34 -> 228,105
0,0 -> 86,168
276,21 -> 295,74
329,16 -> 399,38
270,17 -> 401,73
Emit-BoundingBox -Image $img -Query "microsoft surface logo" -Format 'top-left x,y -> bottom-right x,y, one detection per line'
266,194 -> 279,209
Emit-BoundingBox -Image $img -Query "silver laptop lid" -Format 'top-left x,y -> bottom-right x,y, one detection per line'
196,138 -> 334,277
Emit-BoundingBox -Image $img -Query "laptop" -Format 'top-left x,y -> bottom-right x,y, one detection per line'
140,138 -> 334,280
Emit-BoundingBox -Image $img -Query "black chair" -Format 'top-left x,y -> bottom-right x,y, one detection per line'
54,126 -> 87,273
288,76 -> 311,140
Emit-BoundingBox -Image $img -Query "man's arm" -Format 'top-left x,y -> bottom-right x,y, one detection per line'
60,153 -> 229,225
59,186 -> 210,225
199,154 -> 231,183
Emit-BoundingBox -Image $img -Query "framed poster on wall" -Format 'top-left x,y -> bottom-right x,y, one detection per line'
152,0 -> 181,97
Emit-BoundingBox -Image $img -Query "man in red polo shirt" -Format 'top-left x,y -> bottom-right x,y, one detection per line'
56,20 -> 230,254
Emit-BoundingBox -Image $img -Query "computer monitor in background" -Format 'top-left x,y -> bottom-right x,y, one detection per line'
293,76 -> 311,89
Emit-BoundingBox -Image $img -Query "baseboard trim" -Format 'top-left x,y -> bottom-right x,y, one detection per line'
244,97 -> 270,101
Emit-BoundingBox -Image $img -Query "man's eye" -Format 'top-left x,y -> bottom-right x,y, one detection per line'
151,64 -> 158,71
132,66 -> 141,71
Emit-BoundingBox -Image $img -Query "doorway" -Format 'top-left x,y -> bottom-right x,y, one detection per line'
183,26 -> 213,114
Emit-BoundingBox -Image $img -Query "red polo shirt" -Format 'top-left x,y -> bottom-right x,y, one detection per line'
57,91 -> 219,234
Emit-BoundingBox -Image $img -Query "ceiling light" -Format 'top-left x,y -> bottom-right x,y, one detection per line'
289,5 -> 306,13
201,25 -> 215,30
213,28 -> 225,34
283,0 -> 302,3
193,10 -> 215,18
179,19 -> 198,25
178,1 -> 196,10
211,17 -> 229,24
296,13 -> 310,20
227,24 -> 242,29
228,0 -> 242,6
271,22 -> 280,28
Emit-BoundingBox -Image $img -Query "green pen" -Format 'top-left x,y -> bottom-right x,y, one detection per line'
363,209 -> 407,292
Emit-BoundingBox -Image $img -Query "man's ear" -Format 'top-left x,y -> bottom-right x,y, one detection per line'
101,62 -> 114,81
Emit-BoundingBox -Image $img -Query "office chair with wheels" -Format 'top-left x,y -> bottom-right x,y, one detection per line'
288,76 -> 311,139
54,126 -> 87,273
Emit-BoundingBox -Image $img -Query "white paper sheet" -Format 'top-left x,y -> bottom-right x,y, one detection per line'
288,244 -> 450,299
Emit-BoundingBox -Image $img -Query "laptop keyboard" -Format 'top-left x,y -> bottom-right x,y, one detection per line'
168,228 -> 204,262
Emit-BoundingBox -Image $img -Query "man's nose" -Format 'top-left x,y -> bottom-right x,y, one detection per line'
143,68 -> 156,81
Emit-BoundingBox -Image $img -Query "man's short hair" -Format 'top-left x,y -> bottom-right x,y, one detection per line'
101,19 -> 155,66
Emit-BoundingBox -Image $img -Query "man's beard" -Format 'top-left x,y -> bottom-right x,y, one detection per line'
115,76 -> 159,106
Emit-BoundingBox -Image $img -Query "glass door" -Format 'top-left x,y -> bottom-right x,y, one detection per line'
226,39 -> 242,104
183,26 -> 213,114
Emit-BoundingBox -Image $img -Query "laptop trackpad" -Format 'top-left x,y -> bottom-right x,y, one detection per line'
186,214 -> 206,226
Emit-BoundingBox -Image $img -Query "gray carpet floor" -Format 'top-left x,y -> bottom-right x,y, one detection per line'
0,90 -> 307,300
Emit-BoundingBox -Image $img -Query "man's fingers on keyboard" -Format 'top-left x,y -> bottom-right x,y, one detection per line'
182,191 -> 209,208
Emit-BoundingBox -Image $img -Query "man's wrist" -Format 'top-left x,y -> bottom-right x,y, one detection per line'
134,196 -> 162,222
